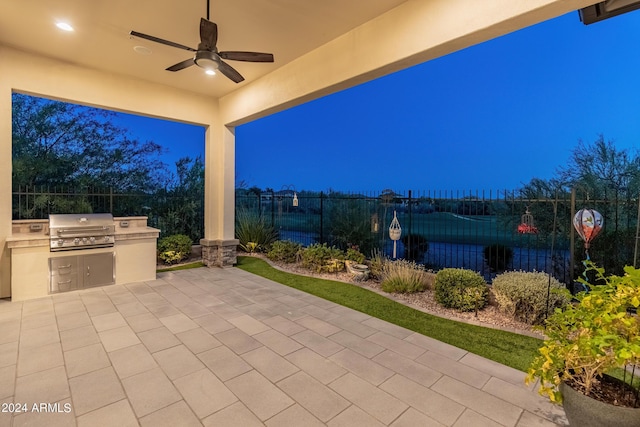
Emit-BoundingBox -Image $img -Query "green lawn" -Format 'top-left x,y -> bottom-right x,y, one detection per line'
236,256 -> 542,372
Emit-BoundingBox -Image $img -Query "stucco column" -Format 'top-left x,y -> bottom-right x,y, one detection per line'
201,124 -> 238,267
0,83 -> 11,297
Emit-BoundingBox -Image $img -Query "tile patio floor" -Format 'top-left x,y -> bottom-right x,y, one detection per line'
0,266 -> 567,426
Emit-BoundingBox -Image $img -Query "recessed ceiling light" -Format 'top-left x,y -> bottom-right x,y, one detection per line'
205,69 -> 216,76
56,22 -> 74,32
133,45 -> 152,55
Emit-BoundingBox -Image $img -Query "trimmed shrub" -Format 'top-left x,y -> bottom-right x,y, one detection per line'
235,209 -> 278,253
381,259 -> 433,293
158,234 -> 192,265
434,268 -> 488,312
483,244 -> 513,272
301,243 -> 345,273
267,240 -> 302,263
492,271 -> 571,325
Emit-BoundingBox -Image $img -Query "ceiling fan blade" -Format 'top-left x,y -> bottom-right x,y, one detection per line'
166,58 -> 196,72
219,51 -> 274,62
199,18 -> 218,49
218,60 -> 245,83
130,30 -> 196,52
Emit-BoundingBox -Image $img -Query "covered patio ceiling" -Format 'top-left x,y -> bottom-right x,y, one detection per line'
0,0 -> 409,99
0,0 -> 598,122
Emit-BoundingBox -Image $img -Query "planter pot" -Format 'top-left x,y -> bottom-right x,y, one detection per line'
345,260 -> 370,280
560,381 -> 640,427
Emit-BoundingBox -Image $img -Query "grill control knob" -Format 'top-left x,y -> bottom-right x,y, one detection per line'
82,237 -> 87,243
74,238 -> 80,245
58,239 -> 64,246
90,237 -> 96,243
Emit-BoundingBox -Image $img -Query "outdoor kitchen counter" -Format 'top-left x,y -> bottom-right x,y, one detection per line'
7,217 -> 159,301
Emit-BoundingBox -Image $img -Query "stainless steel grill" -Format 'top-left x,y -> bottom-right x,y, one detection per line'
49,213 -> 115,251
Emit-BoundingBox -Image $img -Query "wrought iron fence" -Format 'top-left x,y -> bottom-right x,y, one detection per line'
13,185 -> 639,284
12,186 -> 203,243
237,188 -> 640,284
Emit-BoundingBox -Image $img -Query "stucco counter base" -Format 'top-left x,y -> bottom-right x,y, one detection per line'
6,217 -> 159,301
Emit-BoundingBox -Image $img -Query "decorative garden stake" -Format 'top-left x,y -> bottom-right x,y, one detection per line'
389,210 -> 401,258
517,207 -> 538,234
573,208 -> 603,260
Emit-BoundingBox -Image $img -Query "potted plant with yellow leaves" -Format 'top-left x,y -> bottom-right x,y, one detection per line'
526,262 -> 640,426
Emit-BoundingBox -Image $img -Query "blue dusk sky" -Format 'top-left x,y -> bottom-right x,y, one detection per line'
235,10 -> 640,192
114,9 -> 640,192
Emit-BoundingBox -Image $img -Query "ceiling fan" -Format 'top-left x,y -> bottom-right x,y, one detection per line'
129,0 -> 274,83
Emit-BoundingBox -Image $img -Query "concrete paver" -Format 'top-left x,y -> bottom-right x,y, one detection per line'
0,266 -> 567,426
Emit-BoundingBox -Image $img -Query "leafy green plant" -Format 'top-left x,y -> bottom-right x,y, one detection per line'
526,262 -> 640,406
434,268 -> 488,312
345,247 -> 365,264
235,208 -> 278,253
483,244 -> 513,272
157,234 -> 193,265
301,243 -> 345,273
381,259 -> 433,293
492,271 -> 571,325
267,240 -> 302,263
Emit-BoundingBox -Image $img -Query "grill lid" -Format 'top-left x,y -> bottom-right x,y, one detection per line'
49,213 -> 115,251
49,213 -> 114,231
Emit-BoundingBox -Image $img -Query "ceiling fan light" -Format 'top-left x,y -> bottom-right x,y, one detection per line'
205,69 -> 216,76
194,51 -> 219,72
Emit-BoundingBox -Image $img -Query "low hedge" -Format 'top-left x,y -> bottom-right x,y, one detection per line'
434,268 -> 488,312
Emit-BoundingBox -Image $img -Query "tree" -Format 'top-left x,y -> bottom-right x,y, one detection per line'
519,135 -> 640,276
557,135 -> 640,198
155,156 -> 205,242
12,93 -> 169,192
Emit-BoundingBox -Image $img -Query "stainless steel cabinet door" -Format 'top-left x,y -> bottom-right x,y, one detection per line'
83,252 -> 115,288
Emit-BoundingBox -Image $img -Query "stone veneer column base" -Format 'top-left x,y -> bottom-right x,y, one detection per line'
200,239 -> 239,267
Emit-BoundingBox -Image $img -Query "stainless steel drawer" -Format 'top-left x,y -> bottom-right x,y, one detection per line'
50,273 -> 80,293
50,257 -> 78,276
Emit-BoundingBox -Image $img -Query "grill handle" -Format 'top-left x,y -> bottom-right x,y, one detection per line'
55,225 -> 112,234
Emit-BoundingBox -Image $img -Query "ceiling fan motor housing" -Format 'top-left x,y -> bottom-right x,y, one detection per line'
194,50 -> 220,71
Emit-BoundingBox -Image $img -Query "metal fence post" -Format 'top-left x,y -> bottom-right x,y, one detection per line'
319,191 -> 324,244
271,190 -> 275,227
635,194 -> 640,268
570,188 -> 576,283
407,190 -> 412,260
